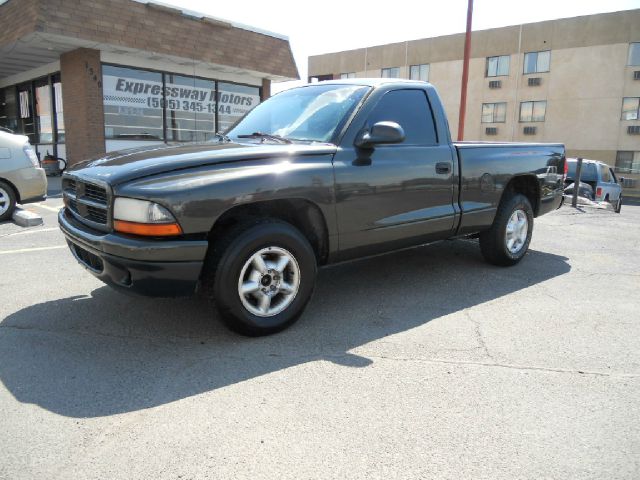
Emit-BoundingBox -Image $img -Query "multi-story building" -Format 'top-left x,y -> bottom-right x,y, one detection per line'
308,9 -> 640,197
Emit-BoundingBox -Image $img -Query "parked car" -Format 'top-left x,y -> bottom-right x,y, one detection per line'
0,129 -> 47,221
565,158 -> 622,212
59,79 -> 565,335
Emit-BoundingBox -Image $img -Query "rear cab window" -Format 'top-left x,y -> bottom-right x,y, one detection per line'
567,161 -> 597,182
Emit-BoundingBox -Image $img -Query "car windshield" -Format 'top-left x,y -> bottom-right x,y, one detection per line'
226,84 -> 370,144
566,161 -> 598,182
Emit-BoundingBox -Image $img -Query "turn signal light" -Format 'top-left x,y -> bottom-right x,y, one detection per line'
114,220 -> 182,237
596,187 -> 602,198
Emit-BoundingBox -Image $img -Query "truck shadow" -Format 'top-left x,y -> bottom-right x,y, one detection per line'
0,240 -> 570,418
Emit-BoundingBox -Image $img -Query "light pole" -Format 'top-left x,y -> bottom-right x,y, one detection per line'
457,0 -> 474,141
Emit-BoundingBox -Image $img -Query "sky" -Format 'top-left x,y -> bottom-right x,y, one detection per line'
161,0 -> 640,92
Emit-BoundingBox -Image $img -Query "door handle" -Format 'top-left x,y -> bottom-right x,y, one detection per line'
436,162 -> 451,174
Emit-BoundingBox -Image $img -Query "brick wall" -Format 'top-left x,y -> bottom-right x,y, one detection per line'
261,78 -> 271,100
0,0 -> 38,47
26,0 -> 298,80
60,48 -> 106,165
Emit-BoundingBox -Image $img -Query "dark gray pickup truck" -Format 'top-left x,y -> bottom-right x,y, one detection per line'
59,79 -> 565,335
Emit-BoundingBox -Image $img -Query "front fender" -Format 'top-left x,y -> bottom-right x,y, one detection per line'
114,155 -> 337,235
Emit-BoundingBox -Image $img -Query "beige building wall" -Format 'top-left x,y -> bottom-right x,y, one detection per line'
309,9 -> 640,195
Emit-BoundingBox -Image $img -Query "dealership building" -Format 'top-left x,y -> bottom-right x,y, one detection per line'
309,9 -> 640,197
0,0 -> 298,165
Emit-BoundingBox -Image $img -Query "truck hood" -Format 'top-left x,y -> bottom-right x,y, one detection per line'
67,141 -> 337,185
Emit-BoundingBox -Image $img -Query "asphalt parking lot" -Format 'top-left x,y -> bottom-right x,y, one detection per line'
1,180 -> 639,479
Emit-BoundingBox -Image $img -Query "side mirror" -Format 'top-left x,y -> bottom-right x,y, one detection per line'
355,121 -> 405,148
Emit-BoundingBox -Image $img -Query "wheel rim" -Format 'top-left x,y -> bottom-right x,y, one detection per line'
0,187 -> 10,216
237,246 -> 301,317
505,209 -> 528,254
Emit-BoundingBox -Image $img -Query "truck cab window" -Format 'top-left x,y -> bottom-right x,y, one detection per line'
366,90 -> 437,145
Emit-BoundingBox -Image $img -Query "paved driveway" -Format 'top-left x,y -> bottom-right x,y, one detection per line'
1,184 -> 638,479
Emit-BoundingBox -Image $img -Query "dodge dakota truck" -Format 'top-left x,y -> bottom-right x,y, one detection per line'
59,79 -> 566,335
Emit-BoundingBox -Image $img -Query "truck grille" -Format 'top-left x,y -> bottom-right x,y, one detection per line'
62,176 -> 110,230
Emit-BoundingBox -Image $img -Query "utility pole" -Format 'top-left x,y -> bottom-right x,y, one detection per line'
457,0 -> 474,141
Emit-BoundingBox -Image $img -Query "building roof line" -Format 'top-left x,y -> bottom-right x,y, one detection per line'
130,0 -> 289,40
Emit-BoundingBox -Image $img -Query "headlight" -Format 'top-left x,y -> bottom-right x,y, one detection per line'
113,197 -> 182,236
23,144 -> 39,167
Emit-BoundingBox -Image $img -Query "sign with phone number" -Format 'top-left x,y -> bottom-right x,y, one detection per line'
102,75 -> 259,118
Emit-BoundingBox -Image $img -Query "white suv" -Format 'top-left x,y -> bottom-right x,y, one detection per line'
565,158 -> 623,213
0,129 -> 48,221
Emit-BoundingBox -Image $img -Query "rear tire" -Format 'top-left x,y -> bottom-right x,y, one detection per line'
0,180 -> 17,222
201,219 -> 317,336
615,196 -> 622,214
479,193 -> 534,266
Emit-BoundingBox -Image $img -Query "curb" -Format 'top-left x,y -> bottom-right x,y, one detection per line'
12,207 -> 43,227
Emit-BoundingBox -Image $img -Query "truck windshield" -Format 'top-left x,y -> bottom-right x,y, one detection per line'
226,84 -> 369,144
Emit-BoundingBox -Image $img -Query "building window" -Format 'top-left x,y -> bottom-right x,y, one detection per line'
381,67 -> 400,78
486,55 -> 510,77
102,65 -> 164,140
409,64 -> 429,81
0,74 -> 65,145
519,100 -> 546,122
217,82 -> 261,133
340,72 -> 355,79
622,97 -> 640,120
0,87 -> 18,133
102,64 -> 260,141
35,77 -> 53,144
165,74 -> 216,142
481,102 -> 507,123
523,50 -> 550,74
616,151 -> 640,173
628,43 -> 640,66
52,73 -> 65,143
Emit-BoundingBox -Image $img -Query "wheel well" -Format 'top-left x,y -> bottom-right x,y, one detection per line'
501,175 -> 540,216
208,199 -> 330,265
0,177 -> 20,203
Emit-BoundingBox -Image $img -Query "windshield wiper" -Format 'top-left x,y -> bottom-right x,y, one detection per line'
214,132 -> 231,143
237,132 -> 292,144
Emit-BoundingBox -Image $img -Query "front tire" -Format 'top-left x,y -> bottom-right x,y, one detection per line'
202,219 -> 317,336
479,193 -> 534,266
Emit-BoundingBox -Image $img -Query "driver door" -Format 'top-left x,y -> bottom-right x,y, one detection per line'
332,88 -> 456,259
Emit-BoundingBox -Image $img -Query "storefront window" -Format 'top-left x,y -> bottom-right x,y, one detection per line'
53,73 -> 65,143
165,74 -> 216,142
0,87 -> 18,133
102,65 -> 164,140
35,78 -> 53,143
17,83 -> 36,143
217,82 -> 261,133
101,64 -> 261,142
0,74 -> 64,147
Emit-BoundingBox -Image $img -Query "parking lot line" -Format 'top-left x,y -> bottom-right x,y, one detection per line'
0,245 -> 67,255
31,203 -> 63,213
0,227 -> 59,239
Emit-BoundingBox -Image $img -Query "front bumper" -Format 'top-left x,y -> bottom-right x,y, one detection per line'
58,208 -> 208,297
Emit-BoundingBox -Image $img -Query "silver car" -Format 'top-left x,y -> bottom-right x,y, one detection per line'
0,129 -> 48,221
566,158 -> 623,213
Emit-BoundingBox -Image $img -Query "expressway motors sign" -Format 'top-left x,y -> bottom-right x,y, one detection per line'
102,75 -> 259,118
